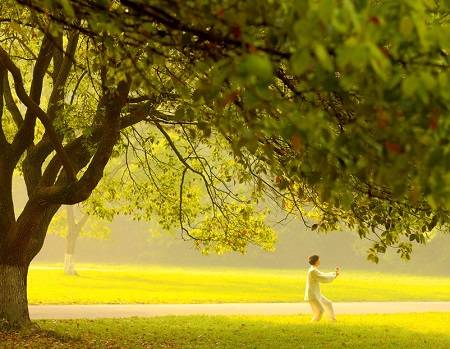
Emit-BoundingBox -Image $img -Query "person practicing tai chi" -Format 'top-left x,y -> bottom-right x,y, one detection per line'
304,254 -> 340,322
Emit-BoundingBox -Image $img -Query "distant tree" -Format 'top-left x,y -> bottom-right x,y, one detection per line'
1,0 -> 450,326
48,205 -> 111,275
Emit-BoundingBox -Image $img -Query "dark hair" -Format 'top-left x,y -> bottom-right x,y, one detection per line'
308,255 -> 320,265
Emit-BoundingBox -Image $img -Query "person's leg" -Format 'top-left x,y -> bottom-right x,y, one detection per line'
321,296 -> 336,321
309,300 -> 324,322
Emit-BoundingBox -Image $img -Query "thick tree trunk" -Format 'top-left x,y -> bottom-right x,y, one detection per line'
0,200 -> 60,327
0,264 -> 31,327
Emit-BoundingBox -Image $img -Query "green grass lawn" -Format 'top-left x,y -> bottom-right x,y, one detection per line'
11,265 -> 450,348
2,313 -> 449,348
28,264 -> 450,304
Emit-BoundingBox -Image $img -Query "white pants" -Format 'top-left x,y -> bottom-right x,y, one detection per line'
309,296 -> 336,322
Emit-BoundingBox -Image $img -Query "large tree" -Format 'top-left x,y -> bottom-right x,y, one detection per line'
1,0 -> 450,326
0,0 -> 276,326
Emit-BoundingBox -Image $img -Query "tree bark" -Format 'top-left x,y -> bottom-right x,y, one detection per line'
0,199 -> 59,327
64,253 -> 76,276
0,264 -> 31,327
64,206 -> 88,275
64,220 -> 79,276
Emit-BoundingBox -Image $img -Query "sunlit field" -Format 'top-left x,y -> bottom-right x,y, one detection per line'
28,264 -> 450,304
2,313 -> 449,348
14,265 -> 450,348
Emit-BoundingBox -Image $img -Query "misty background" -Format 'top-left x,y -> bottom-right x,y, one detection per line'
13,175 -> 448,276
34,213 -> 449,276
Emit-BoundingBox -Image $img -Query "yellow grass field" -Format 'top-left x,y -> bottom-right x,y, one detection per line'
28,264 -> 450,304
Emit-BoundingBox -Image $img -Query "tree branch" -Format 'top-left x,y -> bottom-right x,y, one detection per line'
0,44 -> 77,182
3,72 -> 23,129
0,61 -> 8,146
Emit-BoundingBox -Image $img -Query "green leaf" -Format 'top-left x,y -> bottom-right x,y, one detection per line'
291,50 -> 311,75
237,54 -> 273,84
353,0 -> 368,11
246,138 -> 259,154
174,108 -> 185,120
294,1 -> 309,14
198,121 -> 212,137
393,182 -> 407,198
313,43 -> 333,71
399,17 -> 414,38
402,75 -> 420,97
60,1 -> 75,17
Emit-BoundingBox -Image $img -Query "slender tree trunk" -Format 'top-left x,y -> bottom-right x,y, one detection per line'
64,252 -> 76,276
64,206 -> 87,275
0,264 -> 30,327
64,223 -> 79,275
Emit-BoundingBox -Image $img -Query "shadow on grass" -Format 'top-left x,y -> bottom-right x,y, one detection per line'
0,326 -> 85,349
6,313 -> 448,349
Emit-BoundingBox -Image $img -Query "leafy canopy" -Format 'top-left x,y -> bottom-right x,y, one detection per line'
11,0 -> 450,261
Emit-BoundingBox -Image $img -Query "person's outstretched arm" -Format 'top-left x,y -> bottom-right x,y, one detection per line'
311,269 -> 338,283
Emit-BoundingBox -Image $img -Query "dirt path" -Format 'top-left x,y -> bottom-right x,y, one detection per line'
29,302 -> 450,320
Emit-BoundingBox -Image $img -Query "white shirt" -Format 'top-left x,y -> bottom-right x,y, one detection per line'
304,265 -> 337,301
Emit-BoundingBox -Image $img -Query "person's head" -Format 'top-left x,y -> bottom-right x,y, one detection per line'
308,254 -> 320,266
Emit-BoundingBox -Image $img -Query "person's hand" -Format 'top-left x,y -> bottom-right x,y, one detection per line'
335,267 -> 340,276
